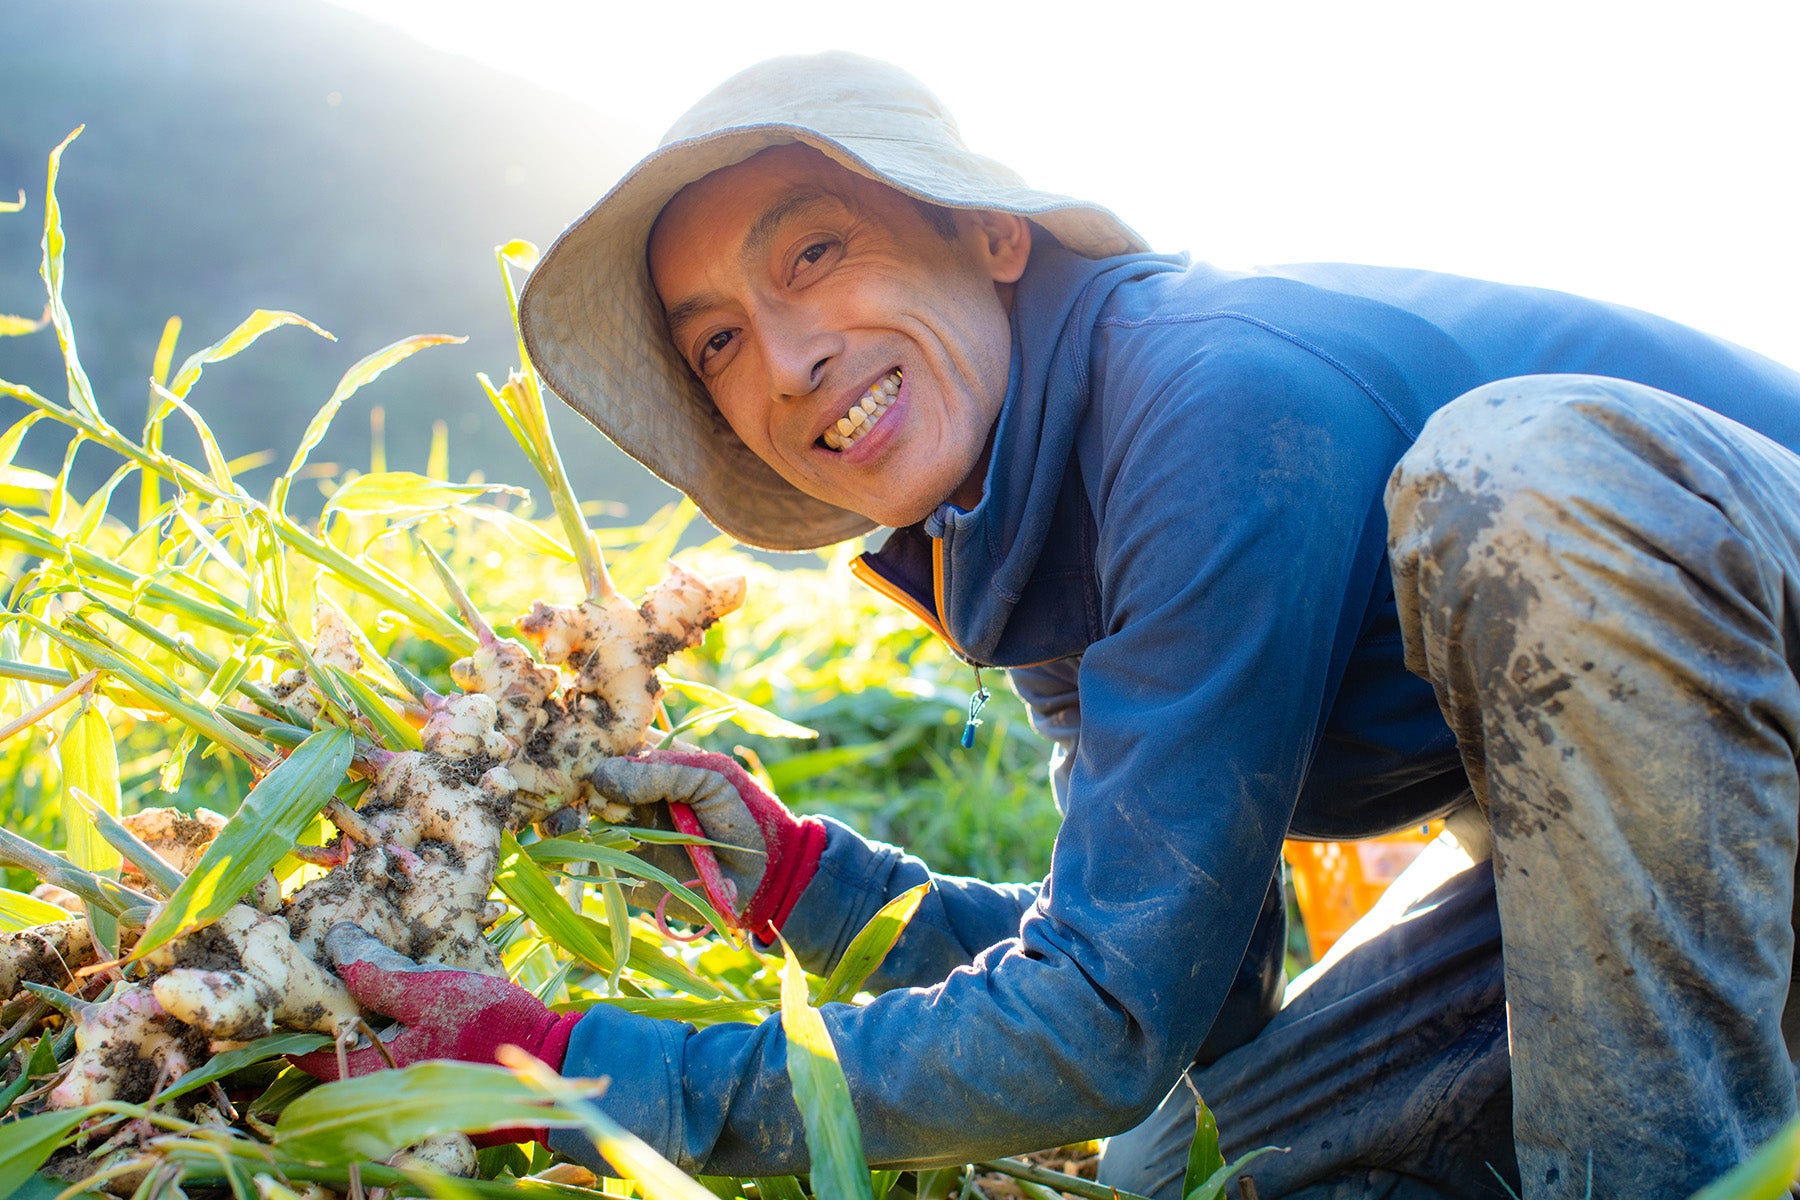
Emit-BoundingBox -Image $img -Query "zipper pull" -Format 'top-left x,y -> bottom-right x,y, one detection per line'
961,666 -> 991,749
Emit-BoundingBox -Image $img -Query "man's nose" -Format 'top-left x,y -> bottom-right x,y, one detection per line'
762,309 -> 841,400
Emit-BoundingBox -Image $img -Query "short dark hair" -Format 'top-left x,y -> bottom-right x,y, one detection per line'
909,197 -> 960,241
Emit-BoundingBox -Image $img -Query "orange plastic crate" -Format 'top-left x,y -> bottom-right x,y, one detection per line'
1284,824 -> 1438,961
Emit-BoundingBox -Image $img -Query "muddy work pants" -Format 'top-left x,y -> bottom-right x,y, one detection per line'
1100,376 -> 1800,1199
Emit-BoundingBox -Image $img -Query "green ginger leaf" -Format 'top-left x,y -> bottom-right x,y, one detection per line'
816,882 -> 930,1006
275,1061 -> 584,1165
132,728 -> 352,958
780,942 -> 875,1200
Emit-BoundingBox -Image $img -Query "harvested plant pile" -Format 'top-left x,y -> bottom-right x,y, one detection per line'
0,132 -> 775,1194
0,129 -> 1082,1200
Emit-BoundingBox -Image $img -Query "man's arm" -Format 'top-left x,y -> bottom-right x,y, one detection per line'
550,329 -> 1411,1176
1010,658 -> 1081,813
779,819 -> 1042,990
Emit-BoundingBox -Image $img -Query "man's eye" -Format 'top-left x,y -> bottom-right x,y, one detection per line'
792,241 -> 835,277
697,329 -> 735,369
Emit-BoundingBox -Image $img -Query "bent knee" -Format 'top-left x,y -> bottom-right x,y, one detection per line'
1386,374 -> 1700,556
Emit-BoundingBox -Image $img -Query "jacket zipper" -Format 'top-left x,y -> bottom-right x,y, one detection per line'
851,546 -> 993,748
849,545 -> 975,662
850,543 -> 1070,673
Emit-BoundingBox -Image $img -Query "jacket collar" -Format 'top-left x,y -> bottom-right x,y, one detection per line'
857,240 -> 1186,666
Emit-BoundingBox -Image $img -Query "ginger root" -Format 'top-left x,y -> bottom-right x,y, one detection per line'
269,603 -> 363,723
34,558 -> 747,1124
0,919 -> 96,1001
118,806 -> 227,882
504,562 -> 745,817
145,905 -> 361,1041
516,563 -> 745,754
388,1131 -> 478,1178
282,692 -> 518,976
49,984 -> 206,1108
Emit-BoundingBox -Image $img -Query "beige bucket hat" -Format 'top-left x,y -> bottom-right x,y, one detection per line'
519,51 -> 1149,552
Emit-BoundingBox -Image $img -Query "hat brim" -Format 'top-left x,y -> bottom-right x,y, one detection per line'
521,120 -> 1146,552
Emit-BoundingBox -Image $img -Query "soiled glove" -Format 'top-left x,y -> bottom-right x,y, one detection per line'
292,924 -> 582,1080
590,749 -> 826,940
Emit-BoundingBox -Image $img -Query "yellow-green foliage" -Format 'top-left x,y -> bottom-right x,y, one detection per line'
0,490 -> 1054,888
0,127 -> 1060,1200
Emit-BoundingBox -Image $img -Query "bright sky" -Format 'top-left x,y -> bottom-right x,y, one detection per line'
331,0 -> 1800,368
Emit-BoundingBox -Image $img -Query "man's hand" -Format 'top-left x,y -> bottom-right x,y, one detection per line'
591,749 -> 826,940
291,924 -> 582,1081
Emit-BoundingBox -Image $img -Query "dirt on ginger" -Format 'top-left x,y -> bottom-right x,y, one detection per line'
388,1131 -> 478,1178
144,905 -> 362,1042
0,920 -> 97,1000
503,562 -> 746,821
48,984 -> 207,1108
118,806 -> 227,881
268,603 -> 364,724
17,554 -> 747,1175
281,691 -> 519,976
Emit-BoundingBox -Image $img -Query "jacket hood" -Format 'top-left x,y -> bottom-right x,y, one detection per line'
914,241 -> 1187,666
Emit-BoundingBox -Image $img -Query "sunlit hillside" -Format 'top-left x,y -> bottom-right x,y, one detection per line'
0,0 -> 679,524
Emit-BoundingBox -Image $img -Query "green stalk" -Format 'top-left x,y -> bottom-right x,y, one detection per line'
0,509 -> 258,637
163,1155 -> 625,1199
0,658 -> 74,688
413,532 -> 496,641
76,594 -> 295,721
149,1124 -> 624,1199
0,826 -> 155,913
219,705 -> 320,751
0,380 -> 472,652
268,512 -> 473,651
23,612 -> 277,770
490,244 -> 615,602
478,369 -> 613,603
0,380 -> 236,513
0,996 -> 50,1059
20,980 -> 90,1018
383,656 -> 438,706
66,788 -> 186,894
974,1161 -> 1156,1200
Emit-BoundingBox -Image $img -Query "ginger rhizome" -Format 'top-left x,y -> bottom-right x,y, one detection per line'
282,692 -> 519,977
49,984 -> 207,1110
502,562 -> 747,821
0,920 -> 97,1001
11,557 -> 744,1144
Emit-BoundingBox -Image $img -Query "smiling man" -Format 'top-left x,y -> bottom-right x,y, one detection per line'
315,52 -> 1800,1199
645,143 -> 1028,527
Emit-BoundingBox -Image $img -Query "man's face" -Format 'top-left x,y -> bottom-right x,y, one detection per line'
648,144 -> 1030,529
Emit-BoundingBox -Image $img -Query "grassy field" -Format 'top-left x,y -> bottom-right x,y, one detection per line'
0,498 -> 1059,894
5,128 -> 1796,1200
0,131 -> 1080,1200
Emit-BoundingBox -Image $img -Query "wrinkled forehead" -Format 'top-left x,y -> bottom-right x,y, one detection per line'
651,144 -> 881,254
647,144 -> 937,332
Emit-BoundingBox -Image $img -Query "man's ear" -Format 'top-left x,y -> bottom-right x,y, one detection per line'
964,211 -> 1032,284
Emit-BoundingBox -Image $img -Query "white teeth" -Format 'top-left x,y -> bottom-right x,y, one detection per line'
823,369 -> 901,452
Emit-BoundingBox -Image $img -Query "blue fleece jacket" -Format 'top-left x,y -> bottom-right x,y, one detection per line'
556,243 -> 1800,1175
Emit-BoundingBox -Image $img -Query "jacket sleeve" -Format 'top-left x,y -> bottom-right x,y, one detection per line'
774,818 -> 1044,991
1009,657 -> 1082,812
1009,655 -> 1287,1064
554,328 -> 1410,1176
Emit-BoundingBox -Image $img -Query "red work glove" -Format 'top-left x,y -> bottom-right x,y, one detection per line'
291,924 -> 584,1145
590,749 -> 826,941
